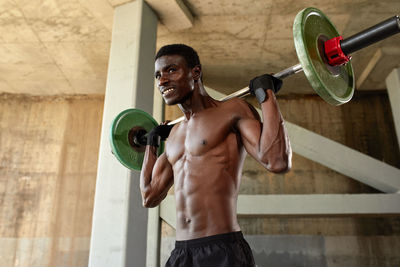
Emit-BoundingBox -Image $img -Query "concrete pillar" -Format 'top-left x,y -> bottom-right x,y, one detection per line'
89,1 -> 158,267
146,88 -> 164,267
386,68 -> 400,149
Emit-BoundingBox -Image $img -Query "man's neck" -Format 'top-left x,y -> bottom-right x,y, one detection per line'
178,83 -> 217,120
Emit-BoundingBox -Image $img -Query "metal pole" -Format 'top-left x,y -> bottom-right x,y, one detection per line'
168,63 -> 303,125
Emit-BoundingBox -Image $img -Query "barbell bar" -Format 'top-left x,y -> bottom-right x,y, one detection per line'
228,13 -> 400,100
168,63 -> 304,124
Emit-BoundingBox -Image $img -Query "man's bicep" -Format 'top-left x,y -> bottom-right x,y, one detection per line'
237,117 -> 261,155
236,103 -> 263,159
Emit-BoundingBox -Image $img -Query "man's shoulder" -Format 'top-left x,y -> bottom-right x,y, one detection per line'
220,97 -> 259,118
220,97 -> 250,110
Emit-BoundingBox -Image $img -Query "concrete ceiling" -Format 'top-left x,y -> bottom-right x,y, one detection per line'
0,0 -> 399,97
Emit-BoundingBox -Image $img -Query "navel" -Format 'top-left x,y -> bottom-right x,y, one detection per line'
201,139 -> 207,146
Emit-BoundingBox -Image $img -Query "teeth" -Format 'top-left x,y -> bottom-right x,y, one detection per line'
163,88 -> 174,95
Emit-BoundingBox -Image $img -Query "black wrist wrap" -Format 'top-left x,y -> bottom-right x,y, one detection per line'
147,134 -> 161,147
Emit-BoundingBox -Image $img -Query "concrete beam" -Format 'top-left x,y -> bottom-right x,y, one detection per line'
386,68 -> 400,149
145,0 -> 194,31
356,49 -> 382,89
236,194 -> 400,217
145,86 -> 164,267
286,122 -> 400,193
205,86 -> 400,193
160,194 -> 400,228
147,207 -> 161,267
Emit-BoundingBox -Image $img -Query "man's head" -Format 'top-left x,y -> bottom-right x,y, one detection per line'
154,44 -> 202,105
155,44 -> 201,69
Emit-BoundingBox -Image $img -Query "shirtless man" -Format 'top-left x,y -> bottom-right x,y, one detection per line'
140,44 -> 292,266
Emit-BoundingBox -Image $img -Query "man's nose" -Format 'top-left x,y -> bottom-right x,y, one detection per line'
158,74 -> 169,87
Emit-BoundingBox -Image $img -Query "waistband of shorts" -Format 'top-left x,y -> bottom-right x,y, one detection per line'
175,231 -> 244,248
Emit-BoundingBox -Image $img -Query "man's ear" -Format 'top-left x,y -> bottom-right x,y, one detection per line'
192,65 -> 202,82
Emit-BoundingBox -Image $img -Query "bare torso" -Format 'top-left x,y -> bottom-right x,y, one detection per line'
142,52 -> 291,242
165,98 -> 250,240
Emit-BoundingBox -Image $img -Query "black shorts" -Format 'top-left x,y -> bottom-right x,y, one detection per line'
165,231 -> 255,267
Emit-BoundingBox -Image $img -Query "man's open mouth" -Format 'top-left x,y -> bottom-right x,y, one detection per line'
162,88 -> 175,95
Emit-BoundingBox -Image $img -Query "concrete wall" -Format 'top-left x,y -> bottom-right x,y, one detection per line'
163,92 -> 400,267
0,94 -> 103,267
1,91 -> 399,266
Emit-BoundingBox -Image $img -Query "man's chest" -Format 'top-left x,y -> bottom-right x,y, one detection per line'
165,110 -> 238,162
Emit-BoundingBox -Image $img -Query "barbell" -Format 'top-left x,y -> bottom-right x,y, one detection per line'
110,7 -> 400,171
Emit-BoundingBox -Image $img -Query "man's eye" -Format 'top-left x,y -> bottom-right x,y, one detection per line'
168,68 -> 176,73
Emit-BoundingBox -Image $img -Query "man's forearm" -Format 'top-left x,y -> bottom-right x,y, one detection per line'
259,90 -> 292,172
140,145 -> 158,195
139,146 -> 174,208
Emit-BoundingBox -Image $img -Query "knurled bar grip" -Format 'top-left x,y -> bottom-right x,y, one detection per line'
341,15 -> 400,55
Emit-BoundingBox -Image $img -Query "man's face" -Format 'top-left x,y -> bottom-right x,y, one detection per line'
154,55 -> 195,105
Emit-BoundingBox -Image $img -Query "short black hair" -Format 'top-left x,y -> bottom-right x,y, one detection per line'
155,44 -> 201,69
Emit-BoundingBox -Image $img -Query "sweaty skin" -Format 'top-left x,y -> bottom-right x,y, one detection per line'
140,54 -> 292,240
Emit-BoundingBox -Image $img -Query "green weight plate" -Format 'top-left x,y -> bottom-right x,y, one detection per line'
110,109 -> 164,171
293,7 -> 355,105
